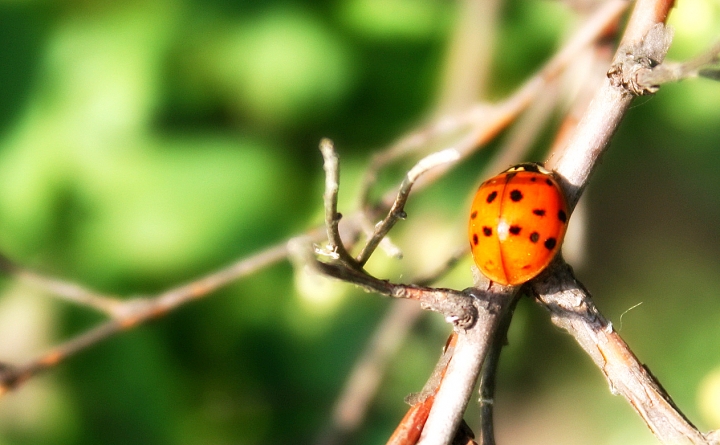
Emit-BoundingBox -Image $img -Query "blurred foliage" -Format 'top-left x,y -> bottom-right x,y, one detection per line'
0,0 -> 719,444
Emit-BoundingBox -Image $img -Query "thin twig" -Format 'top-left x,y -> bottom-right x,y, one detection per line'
0,253 -> 123,316
477,298 -> 518,445
0,138 -> 461,396
356,149 -> 460,266
319,139 -> 358,268
637,40 -> 720,87
387,334 -> 458,445
314,260 -> 477,329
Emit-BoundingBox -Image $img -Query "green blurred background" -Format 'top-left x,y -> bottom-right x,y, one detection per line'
0,0 -> 719,444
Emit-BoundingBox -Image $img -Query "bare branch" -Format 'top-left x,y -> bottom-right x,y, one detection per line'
536,2 -> 712,443
638,40 -> 720,87
313,260 -> 477,330
398,0 -> 630,197
1,7 -> 682,433
608,23 -> 675,95
316,242 -> 469,445
0,240 -> 291,395
385,334 -> 456,445
0,318 -> 124,395
315,6 -> 633,444
531,260 -> 708,444
316,300 -> 423,445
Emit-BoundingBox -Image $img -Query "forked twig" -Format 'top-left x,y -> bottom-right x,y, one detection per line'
416,282 -> 518,445
630,37 -> 720,92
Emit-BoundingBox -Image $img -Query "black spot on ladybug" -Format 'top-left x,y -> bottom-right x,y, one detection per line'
482,227 -> 493,237
533,209 -> 546,217
470,211 -> 477,219
509,225 -> 522,235
486,191 -> 498,203
530,177 -> 537,182
472,234 -> 479,245
509,189 -> 523,202
544,238 -> 557,250
558,210 -> 567,223
529,232 -> 540,243
545,179 -> 553,186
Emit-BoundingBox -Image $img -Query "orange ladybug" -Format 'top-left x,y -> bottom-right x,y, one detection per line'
468,163 -> 569,286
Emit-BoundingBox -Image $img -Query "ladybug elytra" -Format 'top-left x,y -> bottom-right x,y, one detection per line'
468,163 -> 569,286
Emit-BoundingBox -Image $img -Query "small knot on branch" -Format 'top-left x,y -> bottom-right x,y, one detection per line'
607,23 -> 674,95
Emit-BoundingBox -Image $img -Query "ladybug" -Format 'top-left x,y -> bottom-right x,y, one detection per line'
468,163 -> 569,286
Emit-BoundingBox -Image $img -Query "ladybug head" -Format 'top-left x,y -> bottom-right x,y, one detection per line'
504,162 -> 548,174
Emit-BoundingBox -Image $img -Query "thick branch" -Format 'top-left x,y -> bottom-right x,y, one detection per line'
549,0 -> 676,209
